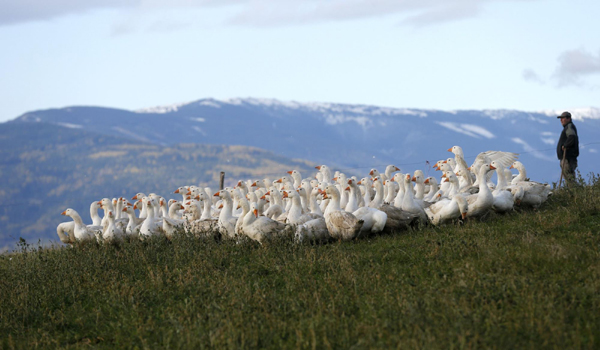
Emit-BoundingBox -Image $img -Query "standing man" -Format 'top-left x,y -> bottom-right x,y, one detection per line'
556,111 -> 579,186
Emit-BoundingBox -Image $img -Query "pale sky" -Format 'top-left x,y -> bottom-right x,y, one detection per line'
1,0 -> 599,122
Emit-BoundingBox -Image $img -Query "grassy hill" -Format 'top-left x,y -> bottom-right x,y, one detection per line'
1,178 -> 598,349
0,122 -> 317,249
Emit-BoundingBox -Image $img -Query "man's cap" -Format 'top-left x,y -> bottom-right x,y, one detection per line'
557,111 -> 571,119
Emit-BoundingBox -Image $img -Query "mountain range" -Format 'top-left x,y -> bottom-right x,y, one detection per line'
2,98 -> 599,249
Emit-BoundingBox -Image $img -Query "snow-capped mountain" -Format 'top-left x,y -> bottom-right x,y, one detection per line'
13,98 -> 600,183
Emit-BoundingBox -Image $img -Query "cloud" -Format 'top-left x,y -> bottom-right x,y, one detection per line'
552,48 -> 600,87
522,68 -> 545,84
0,0 -> 535,28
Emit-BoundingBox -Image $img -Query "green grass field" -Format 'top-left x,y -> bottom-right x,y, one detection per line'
1,177 -> 599,349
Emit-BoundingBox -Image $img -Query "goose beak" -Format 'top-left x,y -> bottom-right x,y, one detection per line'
442,173 -> 447,178
253,209 -> 258,218
237,181 -> 242,187
282,191 -> 289,198
411,176 -> 417,182
390,178 -> 395,182
265,191 -> 271,196
132,195 -> 138,200
194,195 -> 200,200
180,205 -> 185,210
443,160 -> 447,164
461,212 -> 467,220
357,180 -> 362,185
236,204 -> 241,210
467,166 -> 471,171
213,192 -> 220,197
61,210 -> 66,215
133,204 -> 138,210
322,193 -> 328,199
490,165 -> 496,170
332,177 -> 337,181
369,170 -> 374,176
276,178 -> 282,183
185,191 -> 191,195
444,178 -> 450,183
251,182 -> 257,187
347,179 -> 352,185
174,189 -> 180,194
218,203 -> 223,209
447,147 -> 453,152
509,164 -> 514,169
287,171 -> 293,174
260,194 -> 266,200
394,166 -> 400,171
424,179 -> 430,184
345,186 -> 350,191
455,172 -> 460,176
315,165 -> 321,170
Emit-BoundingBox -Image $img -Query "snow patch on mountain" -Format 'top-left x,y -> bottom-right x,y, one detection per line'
539,107 -> 600,121
55,122 -> 83,129
437,122 -> 495,139
511,137 -> 554,161
135,102 -> 188,114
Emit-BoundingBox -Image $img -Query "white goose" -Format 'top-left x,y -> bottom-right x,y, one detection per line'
122,206 -> 143,237
401,174 -> 427,222
424,194 -> 469,226
61,208 -> 101,242
102,211 -> 125,244
464,164 -> 495,219
139,199 -> 162,239
241,202 -> 290,244
214,190 -> 238,239
490,161 -> 515,213
323,185 -> 364,241
162,202 -> 186,240
295,217 -> 330,243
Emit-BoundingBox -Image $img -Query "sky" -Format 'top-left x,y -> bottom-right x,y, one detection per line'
1,0 -> 599,123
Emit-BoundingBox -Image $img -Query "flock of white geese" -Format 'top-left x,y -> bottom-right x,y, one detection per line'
58,146 -> 551,246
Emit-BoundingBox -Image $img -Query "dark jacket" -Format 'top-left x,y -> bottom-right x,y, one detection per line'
557,121 -> 579,160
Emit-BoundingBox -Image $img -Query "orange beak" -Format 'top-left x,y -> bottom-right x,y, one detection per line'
390,178 -> 395,182
369,170 -> 374,176
282,191 -> 289,198
276,178 -> 282,183
490,165 -> 496,170
444,178 -> 450,183
447,147 -> 453,152
132,195 -> 138,200
260,194 -> 266,200
424,179 -> 430,184
509,164 -> 514,169
442,173 -> 447,178
461,212 -> 467,220
218,203 -> 223,209
345,186 -> 350,191
443,160 -> 447,164
213,192 -> 220,197
394,166 -> 400,171
287,171 -> 293,175
347,179 -> 352,185
251,182 -> 257,187
411,176 -> 416,182
122,207 -> 128,212
253,209 -> 258,218
133,204 -> 138,210
194,195 -> 200,200
61,210 -> 66,215
174,189 -> 180,194
332,177 -> 338,181
322,193 -> 328,199
357,180 -> 362,185
185,191 -> 191,195
315,165 -> 321,170
180,205 -> 185,210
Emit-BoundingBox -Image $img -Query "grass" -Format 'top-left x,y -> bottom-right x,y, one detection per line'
1,175 -> 599,349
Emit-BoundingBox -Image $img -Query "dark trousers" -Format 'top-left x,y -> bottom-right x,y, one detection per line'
560,158 -> 578,186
